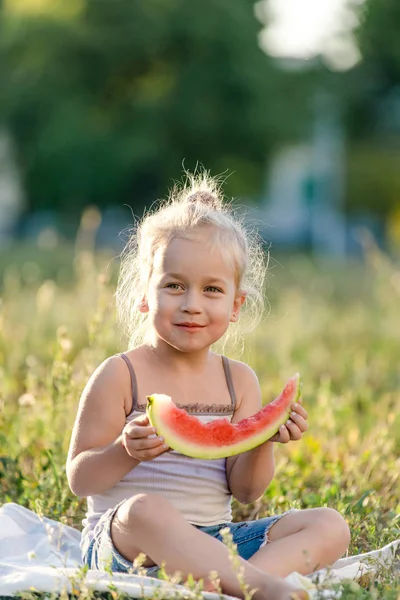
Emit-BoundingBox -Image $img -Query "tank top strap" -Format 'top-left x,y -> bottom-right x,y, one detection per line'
119,352 -> 236,414
221,356 -> 237,410
119,353 -> 138,412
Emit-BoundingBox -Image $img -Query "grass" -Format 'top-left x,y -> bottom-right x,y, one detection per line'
0,227 -> 399,599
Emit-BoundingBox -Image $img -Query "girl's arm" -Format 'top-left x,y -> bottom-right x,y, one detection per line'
226,363 -> 275,504
226,364 -> 307,504
67,354 -> 168,498
66,356 -> 139,497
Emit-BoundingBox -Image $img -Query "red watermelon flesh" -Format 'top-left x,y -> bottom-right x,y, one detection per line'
146,373 -> 301,459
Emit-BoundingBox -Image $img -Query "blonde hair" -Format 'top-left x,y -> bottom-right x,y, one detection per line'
116,173 -> 268,351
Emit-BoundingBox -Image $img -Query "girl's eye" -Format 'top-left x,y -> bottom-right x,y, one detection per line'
205,286 -> 222,293
165,283 -> 182,290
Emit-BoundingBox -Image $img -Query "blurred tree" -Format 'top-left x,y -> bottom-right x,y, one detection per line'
355,0 -> 400,81
339,0 -> 400,220
0,0 -> 313,218
345,0 -> 400,140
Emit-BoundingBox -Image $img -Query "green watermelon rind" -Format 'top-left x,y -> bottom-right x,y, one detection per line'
146,374 -> 301,460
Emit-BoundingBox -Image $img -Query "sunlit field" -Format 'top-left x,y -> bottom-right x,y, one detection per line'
0,230 -> 399,599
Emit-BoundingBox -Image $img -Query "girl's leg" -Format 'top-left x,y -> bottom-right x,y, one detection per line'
111,494 -> 308,600
248,508 -> 350,577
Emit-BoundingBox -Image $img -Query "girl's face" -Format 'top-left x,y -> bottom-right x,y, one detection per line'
141,233 -> 245,353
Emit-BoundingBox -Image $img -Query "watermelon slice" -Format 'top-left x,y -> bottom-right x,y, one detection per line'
146,373 -> 301,459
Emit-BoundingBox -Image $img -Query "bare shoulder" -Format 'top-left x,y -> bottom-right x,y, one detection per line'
83,354 -> 131,405
226,358 -> 260,391
224,358 -> 262,418
67,354 -> 132,463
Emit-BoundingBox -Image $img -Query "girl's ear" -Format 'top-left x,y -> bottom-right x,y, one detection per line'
138,296 -> 149,313
230,292 -> 246,323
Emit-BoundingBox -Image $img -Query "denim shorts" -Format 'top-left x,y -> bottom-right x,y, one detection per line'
82,502 -> 294,577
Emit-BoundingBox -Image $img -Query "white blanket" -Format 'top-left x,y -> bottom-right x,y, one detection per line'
0,503 -> 398,599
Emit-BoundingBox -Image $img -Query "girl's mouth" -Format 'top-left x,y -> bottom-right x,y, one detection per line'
175,323 -> 205,330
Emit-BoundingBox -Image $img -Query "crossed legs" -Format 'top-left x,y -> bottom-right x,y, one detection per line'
111,494 -> 350,600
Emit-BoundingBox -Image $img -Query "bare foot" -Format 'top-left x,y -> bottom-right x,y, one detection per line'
255,577 -> 309,600
289,591 -> 309,600
202,578 -> 222,593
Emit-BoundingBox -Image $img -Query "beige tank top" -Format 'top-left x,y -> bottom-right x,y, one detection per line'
81,353 -> 237,548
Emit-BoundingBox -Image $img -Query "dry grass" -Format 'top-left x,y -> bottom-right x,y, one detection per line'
0,228 -> 399,598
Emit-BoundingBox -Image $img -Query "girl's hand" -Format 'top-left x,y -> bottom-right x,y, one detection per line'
269,401 -> 308,444
121,414 -> 169,461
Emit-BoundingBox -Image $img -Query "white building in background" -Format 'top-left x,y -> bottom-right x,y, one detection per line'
0,131 -> 25,246
258,93 -> 347,257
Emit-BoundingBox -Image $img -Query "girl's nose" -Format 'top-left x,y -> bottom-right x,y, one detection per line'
181,290 -> 202,314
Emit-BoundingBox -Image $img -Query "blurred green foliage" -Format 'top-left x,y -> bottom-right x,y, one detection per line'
342,0 -> 400,224
1,0 -> 400,224
0,0 -> 315,215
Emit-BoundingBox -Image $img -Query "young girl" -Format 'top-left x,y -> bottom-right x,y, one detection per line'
67,174 -> 350,600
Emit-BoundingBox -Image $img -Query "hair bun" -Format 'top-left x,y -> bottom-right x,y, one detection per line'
186,190 -> 221,210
